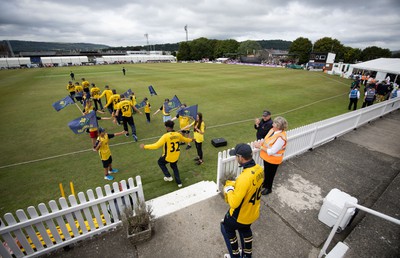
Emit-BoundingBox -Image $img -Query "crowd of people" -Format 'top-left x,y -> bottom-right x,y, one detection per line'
348,73 -> 399,111
65,75 -> 205,184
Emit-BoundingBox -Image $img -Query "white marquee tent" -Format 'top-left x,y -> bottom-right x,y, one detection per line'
349,58 -> 400,83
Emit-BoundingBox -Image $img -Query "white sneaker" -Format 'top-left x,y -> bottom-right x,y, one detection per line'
178,184 -> 182,188
224,254 -> 231,258
163,176 -> 173,182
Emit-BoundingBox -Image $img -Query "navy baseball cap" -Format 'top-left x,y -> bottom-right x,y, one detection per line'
229,143 -> 252,158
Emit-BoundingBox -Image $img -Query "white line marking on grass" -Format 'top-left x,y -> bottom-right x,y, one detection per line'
0,135 -> 161,169
0,92 -> 347,169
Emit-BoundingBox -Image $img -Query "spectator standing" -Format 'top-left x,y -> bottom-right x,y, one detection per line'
348,86 -> 360,110
362,86 -> 376,108
221,143 -> 264,258
254,110 -> 273,140
140,120 -> 194,188
94,127 -> 126,180
254,116 -> 288,195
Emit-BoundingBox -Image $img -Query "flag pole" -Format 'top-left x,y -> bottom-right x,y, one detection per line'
74,102 -> 83,114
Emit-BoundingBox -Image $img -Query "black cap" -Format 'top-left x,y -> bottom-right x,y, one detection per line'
262,110 -> 271,117
229,143 -> 252,158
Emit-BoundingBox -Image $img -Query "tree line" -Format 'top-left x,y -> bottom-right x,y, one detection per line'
176,37 -> 395,63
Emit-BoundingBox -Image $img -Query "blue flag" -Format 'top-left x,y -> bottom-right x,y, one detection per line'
164,95 -> 181,113
68,111 -> 98,134
148,85 -> 157,96
52,96 -> 74,111
178,104 -> 198,120
135,99 -> 147,109
123,89 -> 133,98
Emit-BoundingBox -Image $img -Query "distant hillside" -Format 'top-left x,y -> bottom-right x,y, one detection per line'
257,40 -> 292,50
5,39 -> 292,54
7,40 -> 110,53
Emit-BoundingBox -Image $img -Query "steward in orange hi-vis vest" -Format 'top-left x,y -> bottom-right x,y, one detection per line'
260,129 -> 287,164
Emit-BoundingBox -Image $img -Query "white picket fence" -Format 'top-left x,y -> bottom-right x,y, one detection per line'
216,97 -> 400,191
0,176 -> 145,258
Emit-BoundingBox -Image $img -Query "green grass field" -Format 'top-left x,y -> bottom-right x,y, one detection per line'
0,63 -> 352,217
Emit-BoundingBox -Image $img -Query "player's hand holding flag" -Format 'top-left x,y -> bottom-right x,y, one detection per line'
52,96 -> 74,111
177,104 -> 198,119
164,95 -> 181,113
68,111 -> 98,134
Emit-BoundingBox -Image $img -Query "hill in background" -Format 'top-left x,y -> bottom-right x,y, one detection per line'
6,39 -> 292,54
7,40 -> 110,53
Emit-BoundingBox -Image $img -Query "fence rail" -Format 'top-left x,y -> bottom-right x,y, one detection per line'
0,176 -> 144,258
216,97 -> 400,191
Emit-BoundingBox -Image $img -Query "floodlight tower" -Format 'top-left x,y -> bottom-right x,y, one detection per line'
144,33 -> 149,53
184,25 -> 188,42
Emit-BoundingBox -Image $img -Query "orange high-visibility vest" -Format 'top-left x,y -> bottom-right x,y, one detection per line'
260,129 -> 287,164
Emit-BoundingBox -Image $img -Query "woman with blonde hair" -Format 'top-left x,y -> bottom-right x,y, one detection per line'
254,116 -> 288,195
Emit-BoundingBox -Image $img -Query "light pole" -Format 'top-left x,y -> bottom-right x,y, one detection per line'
144,33 -> 149,53
184,25 -> 188,42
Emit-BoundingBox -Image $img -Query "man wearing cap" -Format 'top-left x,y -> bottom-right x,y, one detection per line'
94,127 -> 126,180
221,143 -> 264,258
254,110 -> 273,140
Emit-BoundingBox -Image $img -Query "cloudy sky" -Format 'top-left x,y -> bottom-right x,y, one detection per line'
1,0 -> 399,50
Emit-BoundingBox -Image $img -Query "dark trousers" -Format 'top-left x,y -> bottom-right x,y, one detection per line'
145,112 -> 151,122
157,156 -> 181,185
362,100 -> 374,108
348,98 -> 358,110
195,141 -> 203,160
122,116 -> 136,135
94,99 -> 103,110
263,160 -> 279,190
221,212 -> 253,258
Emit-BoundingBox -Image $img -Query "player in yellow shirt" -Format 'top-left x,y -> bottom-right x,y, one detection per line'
221,143 -> 264,258
74,82 -> 84,104
153,98 -> 171,122
183,112 -> 205,164
90,83 -> 103,110
94,127 -> 126,180
104,89 -> 122,125
114,95 -> 143,141
140,120 -> 193,187
98,85 -> 113,114
171,104 -> 192,150
143,97 -> 151,123
66,81 -> 75,99
81,78 -> 90,93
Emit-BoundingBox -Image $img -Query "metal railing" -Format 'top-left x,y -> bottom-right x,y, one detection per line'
318,202 -> 400,257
